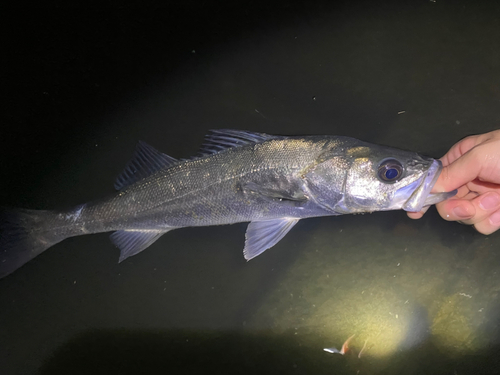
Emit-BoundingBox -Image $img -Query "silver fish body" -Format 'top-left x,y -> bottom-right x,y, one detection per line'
0,130 -> 456,278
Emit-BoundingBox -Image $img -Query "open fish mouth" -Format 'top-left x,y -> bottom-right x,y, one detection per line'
394,160 -> 457,212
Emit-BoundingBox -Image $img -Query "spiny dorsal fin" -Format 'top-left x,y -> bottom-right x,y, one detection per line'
114,141 -> 178,190
198,129 -> 279,156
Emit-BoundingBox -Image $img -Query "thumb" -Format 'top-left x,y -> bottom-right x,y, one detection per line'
432,150 -> 484,193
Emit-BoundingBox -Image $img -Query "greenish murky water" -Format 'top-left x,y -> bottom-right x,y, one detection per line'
246,213 -> 499,372
2,2 -> 500,374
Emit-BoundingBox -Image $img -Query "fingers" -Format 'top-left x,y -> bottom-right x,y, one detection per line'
434,131 -> 500,193
408,181 -> 500,235
441,130 -> 500,167
406,130 -> 500,234
407,206 -> 428,219
434,197 -> 476,222
435,191 -> 500,235
434,148 -> 486,193
474,209 -> 500,235
407,211 -> 424,219
439,134 -> 482,167
406,185 -> 469,220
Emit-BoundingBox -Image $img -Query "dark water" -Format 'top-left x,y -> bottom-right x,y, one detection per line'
1,2 -> 500,374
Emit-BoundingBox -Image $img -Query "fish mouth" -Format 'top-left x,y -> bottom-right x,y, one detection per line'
393,159 -> 457,212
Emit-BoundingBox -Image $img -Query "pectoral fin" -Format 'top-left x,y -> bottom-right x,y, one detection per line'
243,218 -> 299,260
110,229 -> 174,262
242,181 -> 309,204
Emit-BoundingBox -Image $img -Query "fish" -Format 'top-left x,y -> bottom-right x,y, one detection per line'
0,129 -> 457,278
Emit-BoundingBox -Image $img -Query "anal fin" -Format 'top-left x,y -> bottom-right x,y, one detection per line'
243,218 -> 299,260
110,229 -> 174,262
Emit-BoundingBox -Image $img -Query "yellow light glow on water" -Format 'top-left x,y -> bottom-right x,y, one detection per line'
314,283 -> 422,357
248,218 -> 489,360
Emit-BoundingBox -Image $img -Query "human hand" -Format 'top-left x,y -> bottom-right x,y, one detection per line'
408,129 -> 500,235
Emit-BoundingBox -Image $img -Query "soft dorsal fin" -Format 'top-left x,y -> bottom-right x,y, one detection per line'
198,129 -> 279,156
114,141 -> 178,190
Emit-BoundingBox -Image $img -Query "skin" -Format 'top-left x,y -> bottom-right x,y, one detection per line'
408,130 -> 500,235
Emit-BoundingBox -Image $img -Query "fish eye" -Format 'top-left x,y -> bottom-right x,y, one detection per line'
377,159 -> 404,183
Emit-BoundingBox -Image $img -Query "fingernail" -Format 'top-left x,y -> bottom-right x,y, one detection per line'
479,193 -> 500,210
491,210 -> 500,225
453,205 -> 472,218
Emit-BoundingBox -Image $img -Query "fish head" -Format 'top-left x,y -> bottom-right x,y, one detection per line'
305,139 -> 457,214
342,142 -> 457,213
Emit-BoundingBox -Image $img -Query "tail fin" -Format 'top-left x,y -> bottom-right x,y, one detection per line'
0,208 -> 70,278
